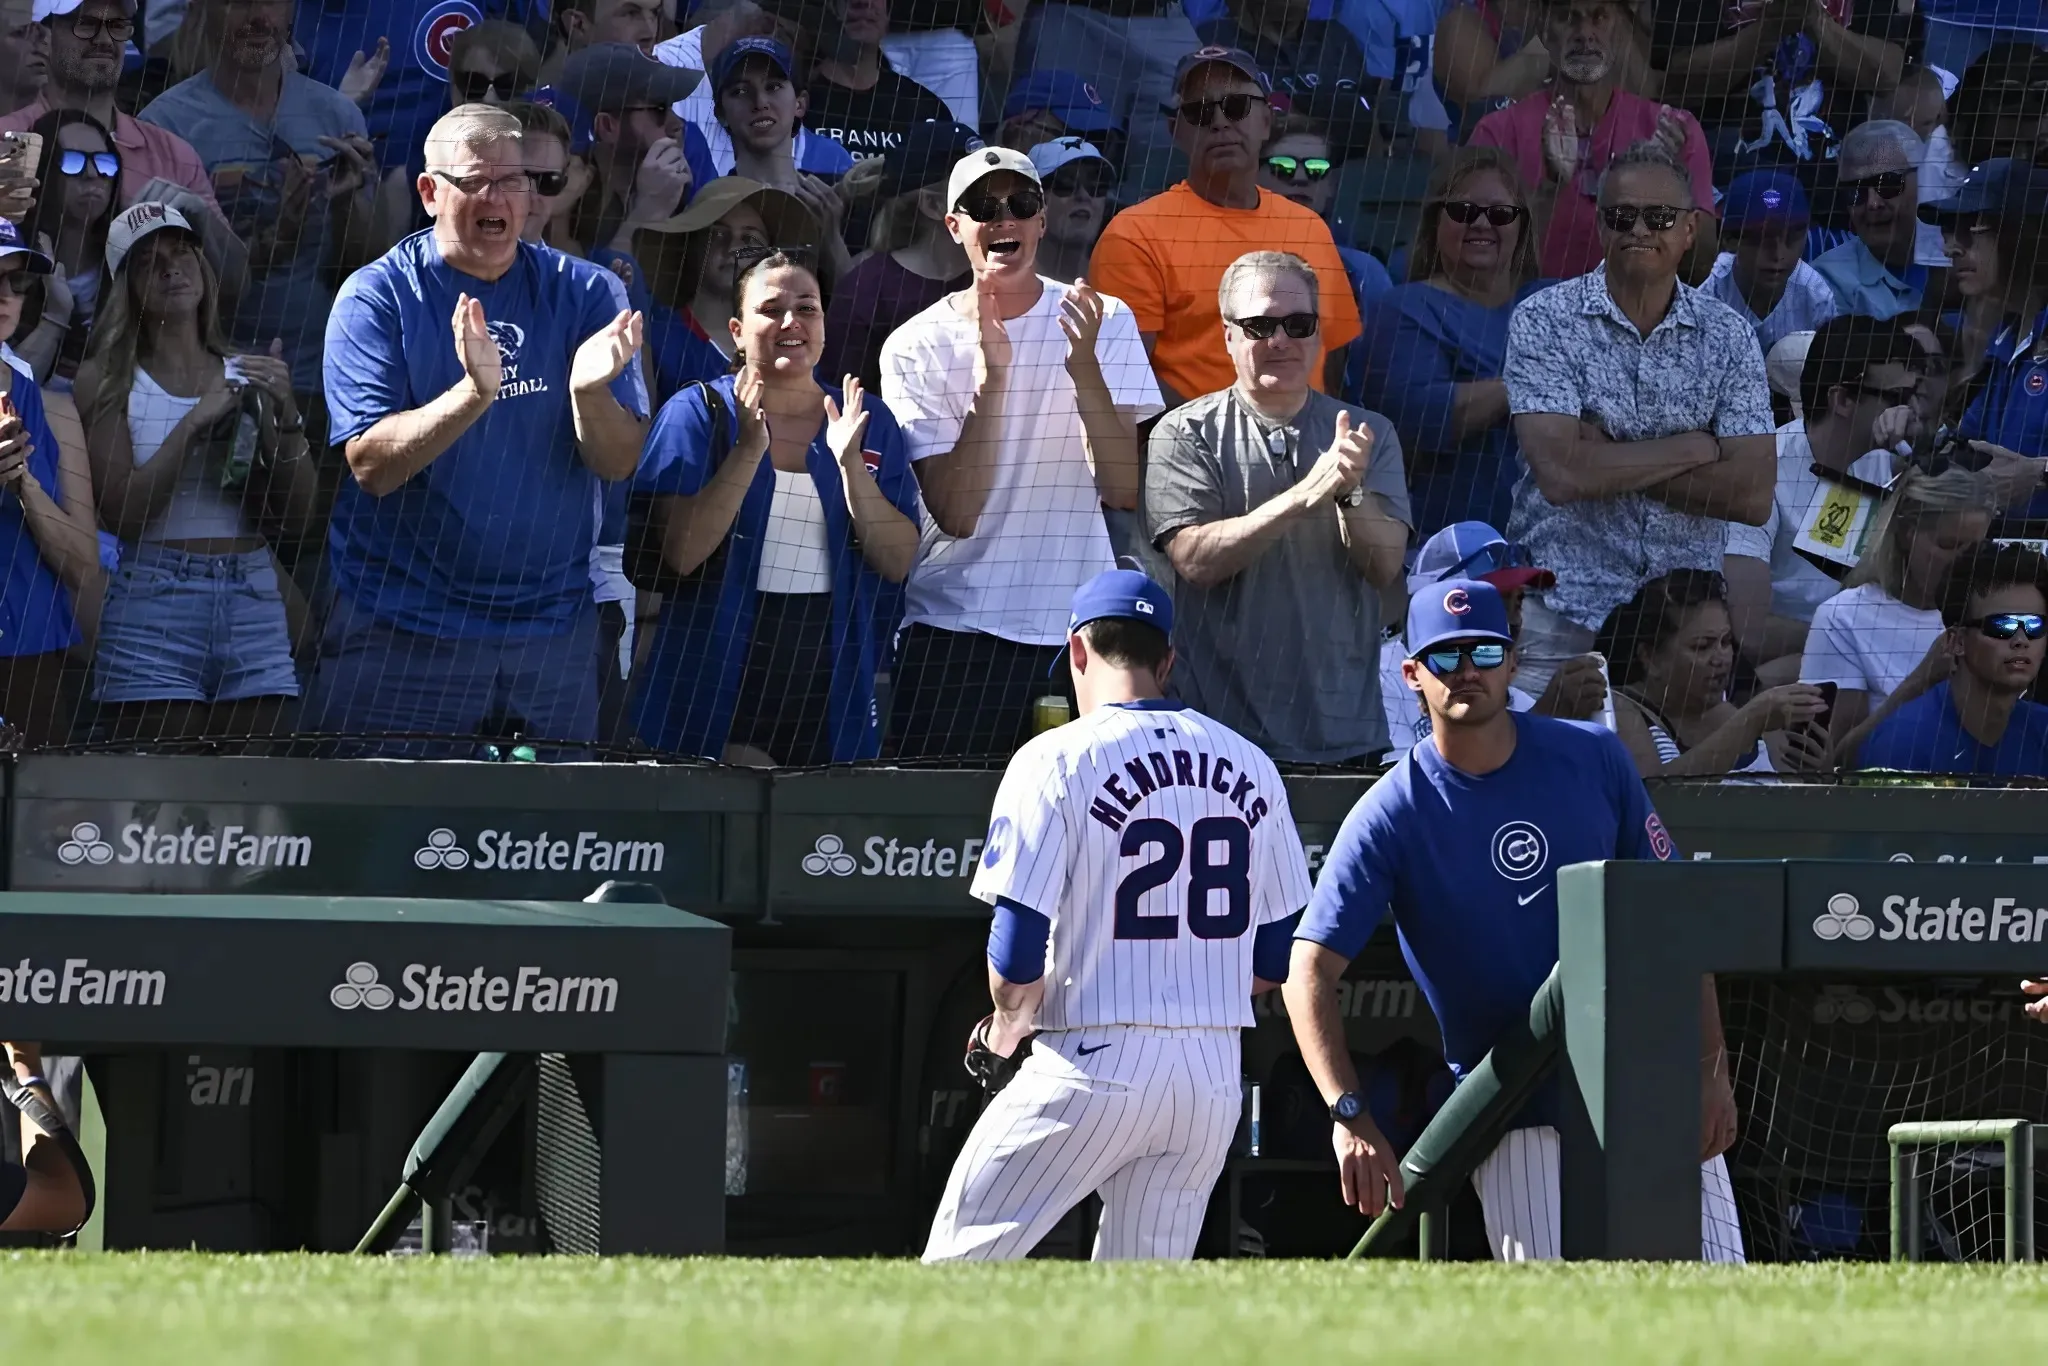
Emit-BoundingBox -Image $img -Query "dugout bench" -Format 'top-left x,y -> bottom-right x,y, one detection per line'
0,888 -> 730,1254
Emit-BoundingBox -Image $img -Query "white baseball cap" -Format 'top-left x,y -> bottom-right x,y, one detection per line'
1029,137 -> 1113,180
32,0 -> 134,20
105,199 -> 196,278
946,146 -> 1040,212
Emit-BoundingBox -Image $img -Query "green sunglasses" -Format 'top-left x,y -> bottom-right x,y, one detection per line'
1265,155 -> 1332,181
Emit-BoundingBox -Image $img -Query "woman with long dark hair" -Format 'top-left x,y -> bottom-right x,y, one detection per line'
13,109 -> 118,391
1596,569 -> 1830,777
72,204 -> 317,745
631,250 -> 920,764
1359,145 -> 1547,537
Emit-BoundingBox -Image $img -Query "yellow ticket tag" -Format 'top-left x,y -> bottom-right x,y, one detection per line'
1807,485 -> 1861,550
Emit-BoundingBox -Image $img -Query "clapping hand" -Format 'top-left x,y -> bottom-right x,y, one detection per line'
1650,104 -> 1692,163
823,374 -> 873,481
0,398 -> 29,488
317,133 -> 378,200
733,370 -> 769,457
1299,410 -> 1373,510
570,308 -> 645,394
452,293 -> 501,401
965,275 -> 1011,389
1058,277 -> 1105,376
340,37 -> 391,106
1542,93 -> 1581,184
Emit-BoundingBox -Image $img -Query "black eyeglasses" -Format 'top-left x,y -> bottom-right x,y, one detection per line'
1230,312 -> 1318,340
1174,92 -> 1260,127
1969,612 -> 2047,640
1421,642 -> 1508,676
65,13 -> 133,39
57,148 -> 116,178
432,169 -> 533,195
1046,165 -> 1111,197
954,188 -> 1044,222
1853,380 -> 1921,406
1599,203 -> 1685,232
1845,170 -> 1907,201
1265,154 -> 1331,180
527,169 -> 569,196
454,70 -> 528,102
1442,200 -> 1527,227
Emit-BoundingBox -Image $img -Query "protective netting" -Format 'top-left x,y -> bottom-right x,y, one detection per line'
1724,973 -> 2048,1262
0,0 -> 2019,772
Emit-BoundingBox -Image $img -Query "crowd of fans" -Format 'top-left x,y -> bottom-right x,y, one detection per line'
0,0 -> 2032,776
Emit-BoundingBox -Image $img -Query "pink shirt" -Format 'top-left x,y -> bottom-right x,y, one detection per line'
1470,87 -> 1716,280
0,97 -> 223,219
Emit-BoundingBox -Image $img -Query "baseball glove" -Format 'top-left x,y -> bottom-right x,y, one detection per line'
963,1015 -> 1034,1095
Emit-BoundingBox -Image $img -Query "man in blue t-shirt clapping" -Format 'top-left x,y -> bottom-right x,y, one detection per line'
315,103 -> 650,756
1849,542 -> 2048,779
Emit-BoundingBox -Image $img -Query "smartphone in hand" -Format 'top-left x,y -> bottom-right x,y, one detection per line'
1808,681 -> 1838,738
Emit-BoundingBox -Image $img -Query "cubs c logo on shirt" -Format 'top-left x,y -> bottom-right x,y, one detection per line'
860,449 -> 882,475
415,0 -> 484,82
2026,368 -> 2046,398
1443,586 -> 1471,615
1645,812 -> 1674,860
1490,820 -> 1547,881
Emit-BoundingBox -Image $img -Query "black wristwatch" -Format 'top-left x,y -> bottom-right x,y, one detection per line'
1329,1090 -> 1365,1123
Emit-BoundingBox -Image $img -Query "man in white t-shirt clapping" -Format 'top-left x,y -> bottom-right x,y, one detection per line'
881,146 -> 1163,760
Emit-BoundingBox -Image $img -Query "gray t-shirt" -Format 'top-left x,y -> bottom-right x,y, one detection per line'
138,71 -> 369,392
1144,386 -> 1412,764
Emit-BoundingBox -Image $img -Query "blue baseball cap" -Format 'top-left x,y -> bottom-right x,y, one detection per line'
1918,156 -> 2048,224
713,36 -> 795,95
0,218 -> 51,274
529,84 -> 594,154
882,118 -> 984,197
1720,169 -> 1810,231
1003,68 -> 1119,132
1068,569 -> 1173,639
1406,578 -> 1513,659
1407,521 -> 1553,599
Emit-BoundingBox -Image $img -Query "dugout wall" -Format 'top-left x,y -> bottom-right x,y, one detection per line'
7,756 -> 2048,1254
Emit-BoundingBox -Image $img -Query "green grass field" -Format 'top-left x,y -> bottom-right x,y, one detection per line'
12,1255 -> 2048,1363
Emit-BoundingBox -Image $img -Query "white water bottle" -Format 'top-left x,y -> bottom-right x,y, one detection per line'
1591,652 -> 1617,732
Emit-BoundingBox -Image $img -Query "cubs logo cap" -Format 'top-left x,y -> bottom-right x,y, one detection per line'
1719,169 -> 1809,231
1406,578 -> 1513,660
1068,568 -> 1173,639
1406,521 -> 1555,599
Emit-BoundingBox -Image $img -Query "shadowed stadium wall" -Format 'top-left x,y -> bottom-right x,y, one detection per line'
10,756 -> 2048,1255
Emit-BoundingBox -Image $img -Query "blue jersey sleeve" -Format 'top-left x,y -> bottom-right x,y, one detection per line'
1297,788 -> 1399,960
322,266 -> 407,446
1606,731 -> 1678,861
635,382 -> 728,496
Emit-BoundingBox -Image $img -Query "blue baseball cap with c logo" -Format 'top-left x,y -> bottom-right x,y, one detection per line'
1068,568 -> 1173,639
1406,577 -> 1513,659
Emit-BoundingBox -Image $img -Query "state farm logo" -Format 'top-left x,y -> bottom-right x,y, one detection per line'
57,822 -> 112,866
1813,892 -> 1875,941
330,962 -> 395,1011
802,834 -> 856,876
412,827 -> 664,874
415,829 -> 471,871
329,960 -> 618,1014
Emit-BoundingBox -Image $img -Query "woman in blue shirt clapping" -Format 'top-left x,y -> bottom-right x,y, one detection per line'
1359,145 -> 1548,539
631,250 -> 921,765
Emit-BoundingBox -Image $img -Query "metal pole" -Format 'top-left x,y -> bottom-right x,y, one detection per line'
1892,1143 -> 1919,1263
2009,1123 -> 2036,1264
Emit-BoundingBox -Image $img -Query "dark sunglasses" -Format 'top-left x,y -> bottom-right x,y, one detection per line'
528,169 -> 569,196
1265,154 -> 1331,180
1231,311 -> 1318,340
1441,199 -> 1527,227
954,188 -> 1044,222
1174,92 -> 1260,127
453,70 -> 528,101
1853,380 -> 1920,406
1845,170 -> 1907,201
1045,165 -> 1111,197
0,269 -> 31,297
1599,203 -> 1685,233
1422,642 -> 1508,676
58,148 -> 117,178
1442,539 -> 1539,580
1970,612 -> 2047,640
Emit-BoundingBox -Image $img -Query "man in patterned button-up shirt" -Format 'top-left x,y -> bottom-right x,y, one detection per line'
1503,144 -> 1776,694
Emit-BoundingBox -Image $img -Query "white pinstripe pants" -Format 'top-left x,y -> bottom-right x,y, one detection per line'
923,1027 -> 1241,1262
1472,1125 -> 1747,1262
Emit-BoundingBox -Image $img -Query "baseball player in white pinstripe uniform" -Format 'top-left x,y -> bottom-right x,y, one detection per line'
923,569 -> 1314,1262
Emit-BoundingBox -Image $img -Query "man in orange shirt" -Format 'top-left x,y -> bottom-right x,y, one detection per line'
1089,45 -> 1361,409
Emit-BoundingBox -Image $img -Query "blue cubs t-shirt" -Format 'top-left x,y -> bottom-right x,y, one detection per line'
295,0 -> 549,173
1300,712 -> 1675,1075
1858,680 -> 2048,778
324,232 -> 648,637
